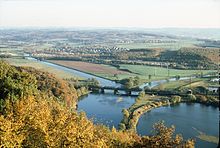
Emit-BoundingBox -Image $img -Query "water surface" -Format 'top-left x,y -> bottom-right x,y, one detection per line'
78,93 -> 135,127
28,58 -> 219,148
137,103 -> 219,148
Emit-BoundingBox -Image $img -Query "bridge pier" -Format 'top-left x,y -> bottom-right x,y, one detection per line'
114,89 -> 119,95
126,90 -> 132,95
101,88 -> 105,93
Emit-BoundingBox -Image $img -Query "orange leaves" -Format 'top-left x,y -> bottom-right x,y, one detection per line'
0,96 -> 195,147
0,62 -> 195,147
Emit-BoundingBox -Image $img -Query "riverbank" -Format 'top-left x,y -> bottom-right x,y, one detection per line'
120,93 -> 219,132
119,94 -> 180,131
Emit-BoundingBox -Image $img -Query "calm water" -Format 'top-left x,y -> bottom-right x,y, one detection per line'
27,57 -> 120,87
137,103 -> 219,148
78,93 -> 136,127
28,58 -> 219,147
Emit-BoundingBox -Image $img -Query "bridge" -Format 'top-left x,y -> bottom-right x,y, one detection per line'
88,85 -> 219,97
88,86 -> 143,96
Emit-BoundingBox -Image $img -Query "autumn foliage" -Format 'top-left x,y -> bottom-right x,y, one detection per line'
0,61 -> 195,147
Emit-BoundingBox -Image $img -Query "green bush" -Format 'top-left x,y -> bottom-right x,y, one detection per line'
170,95 -> 182,104
187,94 -> 196,101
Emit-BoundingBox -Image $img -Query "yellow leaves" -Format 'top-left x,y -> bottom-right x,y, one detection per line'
0,114 -> 25,147
139,121 -> 195,148
0,95 -> 195,148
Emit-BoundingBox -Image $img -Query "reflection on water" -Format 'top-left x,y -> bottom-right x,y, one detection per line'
137,103 -> 219,148
78,93 -> 135,128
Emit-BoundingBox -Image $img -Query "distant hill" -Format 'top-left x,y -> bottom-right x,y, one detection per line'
180,47 -> 219,64
158,47 -> 219,69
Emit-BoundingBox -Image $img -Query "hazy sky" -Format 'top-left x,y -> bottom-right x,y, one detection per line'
0,0 -> 220,28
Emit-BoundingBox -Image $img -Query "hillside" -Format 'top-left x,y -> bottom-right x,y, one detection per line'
0,61 -> 78,110
158,48 -> 218,69
0,61 -> 195,147
180,47 -> 219,64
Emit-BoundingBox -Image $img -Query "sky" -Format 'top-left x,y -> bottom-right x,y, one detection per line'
0,0 -> 220,28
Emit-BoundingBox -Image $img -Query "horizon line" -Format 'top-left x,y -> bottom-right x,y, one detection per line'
1,26 -> 220,30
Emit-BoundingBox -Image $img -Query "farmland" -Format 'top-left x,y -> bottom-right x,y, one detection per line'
47,60 -> 217,85
116,39 -> 201,50
118,64 -> 217,80
48,60 -> 135,80
3,58 -> 81,79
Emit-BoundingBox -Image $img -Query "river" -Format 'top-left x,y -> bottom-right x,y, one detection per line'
27,58 -> 219,148
137,103 -> 219,148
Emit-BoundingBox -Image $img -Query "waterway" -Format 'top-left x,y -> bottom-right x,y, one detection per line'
137,103 -> 219,148
27,58 -> 219,148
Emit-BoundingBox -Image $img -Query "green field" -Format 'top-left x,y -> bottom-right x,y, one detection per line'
116,39 -> 201,50
119,64 -> 217,81
3,58 -> 82,79
94,73 -> 135,80
3,58 -> 217,87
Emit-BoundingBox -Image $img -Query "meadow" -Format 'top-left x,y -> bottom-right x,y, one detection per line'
119,64 -> 217,81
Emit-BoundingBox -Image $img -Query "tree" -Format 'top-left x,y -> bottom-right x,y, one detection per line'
138,121 -> 195,147
124,77 -> 134,89
90,78 -> 100,87
139,91 -> 145,98
170,95 -> 181,104
122,108 -> 129,118
133,76 -> 140,86
114,74 -> 119,80
187,94 -> 196,101
175,75 -> 180,80
148,74 -> 152,80
121,108 -> 130,125
0,61 -> 195,148
118,123 -> 126,131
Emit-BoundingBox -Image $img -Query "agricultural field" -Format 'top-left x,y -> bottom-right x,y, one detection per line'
47,60 -> 217,85
118,64 -> 217,81
3,58 -> 81,79
49,60 -> 135,80
116,39 -> 201,50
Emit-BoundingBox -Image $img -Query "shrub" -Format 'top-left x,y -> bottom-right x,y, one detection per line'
170,95 -> 182,104
187,94 -> 196,101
